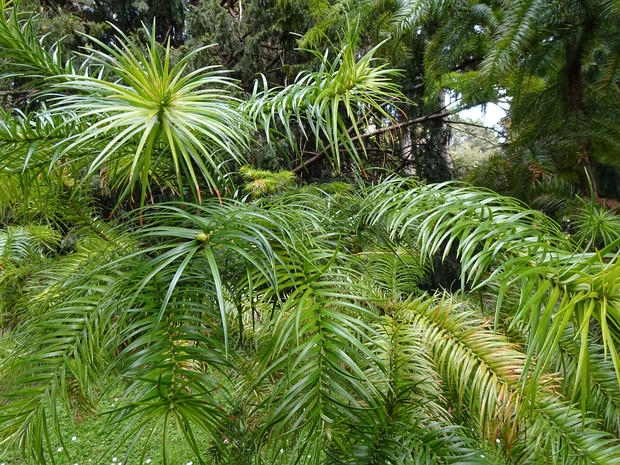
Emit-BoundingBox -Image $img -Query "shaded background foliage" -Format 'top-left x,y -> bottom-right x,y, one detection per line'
3,0 -> 618,197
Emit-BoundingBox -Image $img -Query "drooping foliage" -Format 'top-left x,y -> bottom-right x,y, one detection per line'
2,180 -> 620,464
0,1 -> 619,465
304,0 -> 620,200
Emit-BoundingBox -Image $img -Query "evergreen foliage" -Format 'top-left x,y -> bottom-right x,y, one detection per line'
0,1 -> 619,465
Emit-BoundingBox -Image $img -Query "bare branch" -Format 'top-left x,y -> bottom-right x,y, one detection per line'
292,109 -> 450,173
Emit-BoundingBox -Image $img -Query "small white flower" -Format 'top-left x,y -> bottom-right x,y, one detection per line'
146,460 -> 152,464
58,447 -> 63,452
187,462 -> 193,465
480,454 -> 485,458
114,398 -> 119,401
111,404 -> 115,407
280,449 -> 284,453
72,436 -> 77,441
223,438 -> 229,444
113,458 -> 118,462
496,438 -> 500,443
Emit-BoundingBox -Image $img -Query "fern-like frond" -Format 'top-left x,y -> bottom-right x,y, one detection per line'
0,0 -> 74,86
479,0 -> 548,82
0,269 -> 121,463
252,270 -> 384,463
338,302 -> 488,465
105,275 -> 236,464
391,297 -> 540,443
0,224 -> 59,263
515,399 -> 620,465
387,296 -> 620,465
362,179 -> 571,288
553,326 -> 620,436
361,179 -> 620,405
245,25 -> 403,173
354,246 -> 427,300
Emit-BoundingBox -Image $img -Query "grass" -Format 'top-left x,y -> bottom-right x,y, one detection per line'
0,386 -> 210,465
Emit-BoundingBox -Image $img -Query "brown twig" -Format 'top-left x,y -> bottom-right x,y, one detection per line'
292,109 -> 451,173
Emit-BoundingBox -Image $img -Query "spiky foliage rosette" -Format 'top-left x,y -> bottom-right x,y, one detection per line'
53,23 -> 250,207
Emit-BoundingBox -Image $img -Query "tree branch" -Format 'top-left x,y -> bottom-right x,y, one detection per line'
447,119 -> 506,137
292,109 -> 451,173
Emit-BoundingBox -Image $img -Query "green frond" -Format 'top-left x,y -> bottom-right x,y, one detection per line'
372,307 -> 447,420
326,418 -> 487,465
516,399 -> 620,465
252,270 -> 384,463
392,296 -> 538,443
554,327 -> 620,436
0,107 -> 99,224
362,179 -> 571,288
0,0 -> 74,86
572,201 -> 620,251
0,107 -> 88,193
594,33 -> 620,100
355,246 -> 428,300
479,0 -> 548,83
245,24 -> 404,173
386,296 -> 620,465
0,269 -> 121,463
529,177 -> 579,218
335,303 -> 488,465
52,22 -> 250,207
106,276 -> 235,464
0,224 -> 59,263
0,107 -> 83,147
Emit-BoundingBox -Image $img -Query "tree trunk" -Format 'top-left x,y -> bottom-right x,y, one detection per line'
565,37 -> 597,198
